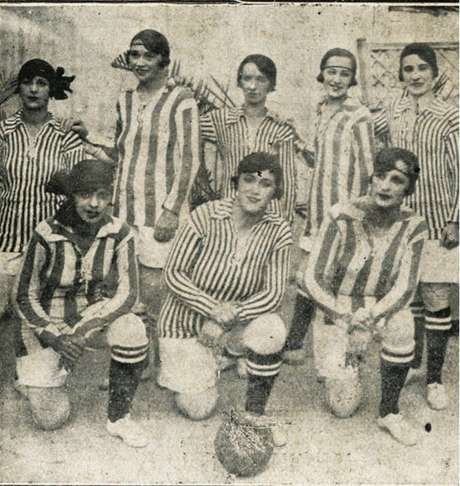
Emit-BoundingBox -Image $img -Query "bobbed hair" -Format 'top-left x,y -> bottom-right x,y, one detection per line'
237,54 -> 277,91
130,29 -> 171,68
399,43 -> 438,81
317,48 -> 358,87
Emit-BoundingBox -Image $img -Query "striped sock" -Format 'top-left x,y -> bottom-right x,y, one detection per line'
425,307 -> 452,332
245,350 -> 282,416
379,360 -> 409,417
410,301 -> 425,369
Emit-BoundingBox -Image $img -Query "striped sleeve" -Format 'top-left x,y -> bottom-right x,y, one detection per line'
353,111 -> 375,194
12,232 -> 62,336
238,224 -> 292,322
371,220 -> 427,322
373,107 -> 389,140
72,227 -> 139,338
163,206 -> 219,316
445,112 -> 459,223
200,111 -> 218,144
62,130 -> 85,169
303,212 -> 345,319
162,91 -> 200,215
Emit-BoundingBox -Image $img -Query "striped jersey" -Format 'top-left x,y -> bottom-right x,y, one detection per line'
158,198 -> 292,339
12,215 -> 139,340
200,106 -> 297,224
305,97 -> 375,240
374,95 -> 459,239
113,85 -> 200,228
304,196 -> 427,323
0,111 -> 85,252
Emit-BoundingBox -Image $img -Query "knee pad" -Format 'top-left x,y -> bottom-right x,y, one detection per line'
243,314 -> 287,355
175,387 -> 218,421
27,387 -> 71,430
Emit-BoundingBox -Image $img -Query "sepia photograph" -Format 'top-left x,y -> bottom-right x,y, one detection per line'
0,2 -> 458,484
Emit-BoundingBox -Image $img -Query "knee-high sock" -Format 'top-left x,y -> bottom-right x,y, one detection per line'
410,301 -> 425,369
379,359 -> 409,417
108,359 -> 144,422
245,350 -> 282,416
425,308 -> 451,385
284,294 -> 315,351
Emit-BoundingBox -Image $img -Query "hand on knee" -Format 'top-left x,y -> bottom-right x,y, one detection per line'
27,387 -> 71,430
175,387 -> 218,421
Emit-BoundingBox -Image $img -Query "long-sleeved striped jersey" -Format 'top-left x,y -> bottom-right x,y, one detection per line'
113,85 -> 200,228
12,215 -> 139,340
0,111 -> 85,252
158,198 -> 292,339
304,196 -> 427,323
200,106 -> 297,224
374,95 -> 459,240
303,97 -> 375,243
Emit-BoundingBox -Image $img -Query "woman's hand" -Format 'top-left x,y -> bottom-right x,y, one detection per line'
154,209 -> 179,242
197,320 -> 225,352
349,307 -> 373,331
441,222 -> 459,249
209,302 -> 240,330
45,334 -> 86,371
61,118 -> 89,140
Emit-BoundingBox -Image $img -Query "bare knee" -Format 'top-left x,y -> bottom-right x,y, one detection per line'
243,313 -> 287,355
175,387 -> 218,421
27,387 -> 71,430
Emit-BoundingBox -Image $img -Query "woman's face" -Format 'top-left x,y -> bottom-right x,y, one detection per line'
236,169 -> 276,215
322,56 -> 354,100
19,75 -> 50,111
128,42 -> 164,84
240,62 -> 271,107
401,54 -> 434,98
74,188 -> 112,224
371,166 -> 410,209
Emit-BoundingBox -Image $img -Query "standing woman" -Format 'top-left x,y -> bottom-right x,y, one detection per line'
283,48 -> 375,370
374,43 -> 459,410
304,147 -> 427,446
200,54 -> 297,224
0,59 -> 84,321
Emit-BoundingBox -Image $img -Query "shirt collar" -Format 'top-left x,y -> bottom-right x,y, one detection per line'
13,110 -> 58,129
209,197 -> 283,226
317,94 -> 359,113
395,93 -> 450,119
224,105 -> 280,126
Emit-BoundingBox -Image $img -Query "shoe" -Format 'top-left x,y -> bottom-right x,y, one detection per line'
283,349 -> 306,366
236,358 -> 248,378
427,383 -> 448,410
377,413 -> 418,446
404,367 -> 424,386
241,412 -> 287,447
106,414 -> 148,448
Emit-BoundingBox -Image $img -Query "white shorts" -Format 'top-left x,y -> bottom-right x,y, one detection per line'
420,240 -> 458,283
157,337 -> 218,394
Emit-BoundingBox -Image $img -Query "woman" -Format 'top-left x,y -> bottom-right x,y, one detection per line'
0,58 -> 85,320
12,160 -> 149,448
157,152 -> 292,445
200,54 -> 297,224
283,48 -> 375,371
374,43 -> 459,410
303,147 -> 427,446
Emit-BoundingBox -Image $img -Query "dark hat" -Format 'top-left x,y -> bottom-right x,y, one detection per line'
46,159 -> 115,196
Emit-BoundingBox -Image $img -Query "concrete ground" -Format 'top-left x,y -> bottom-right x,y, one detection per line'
0,281 -> 458,485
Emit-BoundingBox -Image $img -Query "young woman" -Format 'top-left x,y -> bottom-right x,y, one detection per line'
12,160 -> 149,448
200,54 -> 297,224
303,147 -> 427,446
157,152 -> 292,445
374,43 -> 459,410
283,48 -> 375,371
0,58 -> 85,320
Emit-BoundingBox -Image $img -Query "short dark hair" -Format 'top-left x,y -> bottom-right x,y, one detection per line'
130,29 -> 171,68
317,48 -> 358,87
399,43 -> 438,81
231,152 -> 283,199
373,147 -> 420,196
237,54 -> 277,91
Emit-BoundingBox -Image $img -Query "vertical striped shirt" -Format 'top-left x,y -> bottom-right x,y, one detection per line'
113,85 -> 200,228
0,111 -> 85,252
304,97 -> 375,241
374,95 -> 459,240
304,196 -> 427,323
158,198 -> 292,339
200,106 -> 297,224
12,215 -> 139,340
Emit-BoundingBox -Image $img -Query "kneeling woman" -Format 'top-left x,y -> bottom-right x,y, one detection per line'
13,160 -> 149,448
158,152 -> 292,437
304,147 -> 427,446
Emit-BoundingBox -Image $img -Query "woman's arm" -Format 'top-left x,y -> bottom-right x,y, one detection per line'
445,112 -> 459,225
352,109 -> 376,195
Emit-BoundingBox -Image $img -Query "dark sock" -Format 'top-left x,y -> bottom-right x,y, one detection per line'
245,350 -> 282,416
426,329 -> 450,385
284,294 -> 315,352
108,359 -> 144,422
379,360 -> 409,418
410,301 -> 425,369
